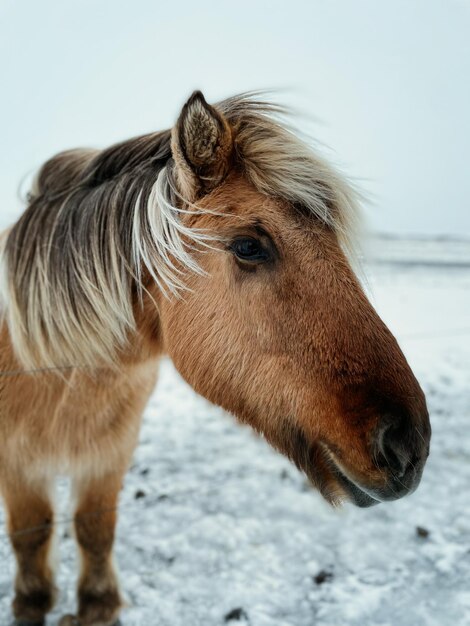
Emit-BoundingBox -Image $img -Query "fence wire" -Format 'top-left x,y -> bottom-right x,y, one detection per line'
0,324 -> 468,557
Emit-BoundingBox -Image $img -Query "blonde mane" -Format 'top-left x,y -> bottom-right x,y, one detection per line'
2,93 -> 360,370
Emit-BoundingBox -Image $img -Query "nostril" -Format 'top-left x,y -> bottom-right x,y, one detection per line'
377,423 -> 408,478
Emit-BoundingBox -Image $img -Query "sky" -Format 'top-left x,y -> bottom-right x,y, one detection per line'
0,0 -> 469,237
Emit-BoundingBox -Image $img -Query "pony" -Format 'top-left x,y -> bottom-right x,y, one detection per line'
0,91 -> 431,626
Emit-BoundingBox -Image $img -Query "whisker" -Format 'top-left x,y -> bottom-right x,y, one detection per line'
415,425 -> 426,444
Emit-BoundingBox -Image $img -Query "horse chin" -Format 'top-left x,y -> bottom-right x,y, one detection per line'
328,464 -> 379,508
314,445 -> 379,508
283,427 -> 379,508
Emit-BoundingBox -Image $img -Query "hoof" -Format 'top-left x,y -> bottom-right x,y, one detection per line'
58,617 -> 80,626
12,621 -> 45,626
58,616 -> 122,626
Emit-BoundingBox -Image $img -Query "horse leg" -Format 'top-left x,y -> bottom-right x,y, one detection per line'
2,474 -> 56,626
60,470 -> 124,626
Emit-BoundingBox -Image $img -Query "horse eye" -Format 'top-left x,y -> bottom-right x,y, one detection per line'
230,237 -> 269,263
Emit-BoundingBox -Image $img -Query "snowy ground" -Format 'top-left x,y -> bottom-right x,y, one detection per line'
1,238 -> 470,626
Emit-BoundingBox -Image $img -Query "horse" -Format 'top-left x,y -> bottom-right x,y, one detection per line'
0,91 -> 431,626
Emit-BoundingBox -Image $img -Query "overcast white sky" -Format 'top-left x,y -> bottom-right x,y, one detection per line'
1,0 -> 469,236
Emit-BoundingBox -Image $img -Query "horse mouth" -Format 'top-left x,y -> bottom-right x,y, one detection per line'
293,439 -> 378,508
315,444 -> 379,508
318,444 -> 423,508
286,426 -> 417,508
328,461 -> 379,508
287,430 -> 379,507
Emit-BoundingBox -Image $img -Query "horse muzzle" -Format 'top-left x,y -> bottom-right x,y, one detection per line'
332,454 -> 427,508
327,410 -> 431,508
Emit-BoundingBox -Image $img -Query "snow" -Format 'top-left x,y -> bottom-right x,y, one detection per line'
1,238 -> 470,626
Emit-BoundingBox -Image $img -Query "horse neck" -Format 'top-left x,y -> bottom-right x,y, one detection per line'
120,280 -> 164,366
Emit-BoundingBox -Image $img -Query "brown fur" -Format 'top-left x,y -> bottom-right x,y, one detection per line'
0,91 -> 430,624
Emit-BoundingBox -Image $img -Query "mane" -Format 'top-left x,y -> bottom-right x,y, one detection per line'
2,93 -> 360,369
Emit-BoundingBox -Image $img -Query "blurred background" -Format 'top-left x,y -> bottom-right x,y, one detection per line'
1,0 -> 469,237
0,2 -> 469,626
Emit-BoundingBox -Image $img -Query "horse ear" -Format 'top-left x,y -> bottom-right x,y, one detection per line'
171,91 -> 233,201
